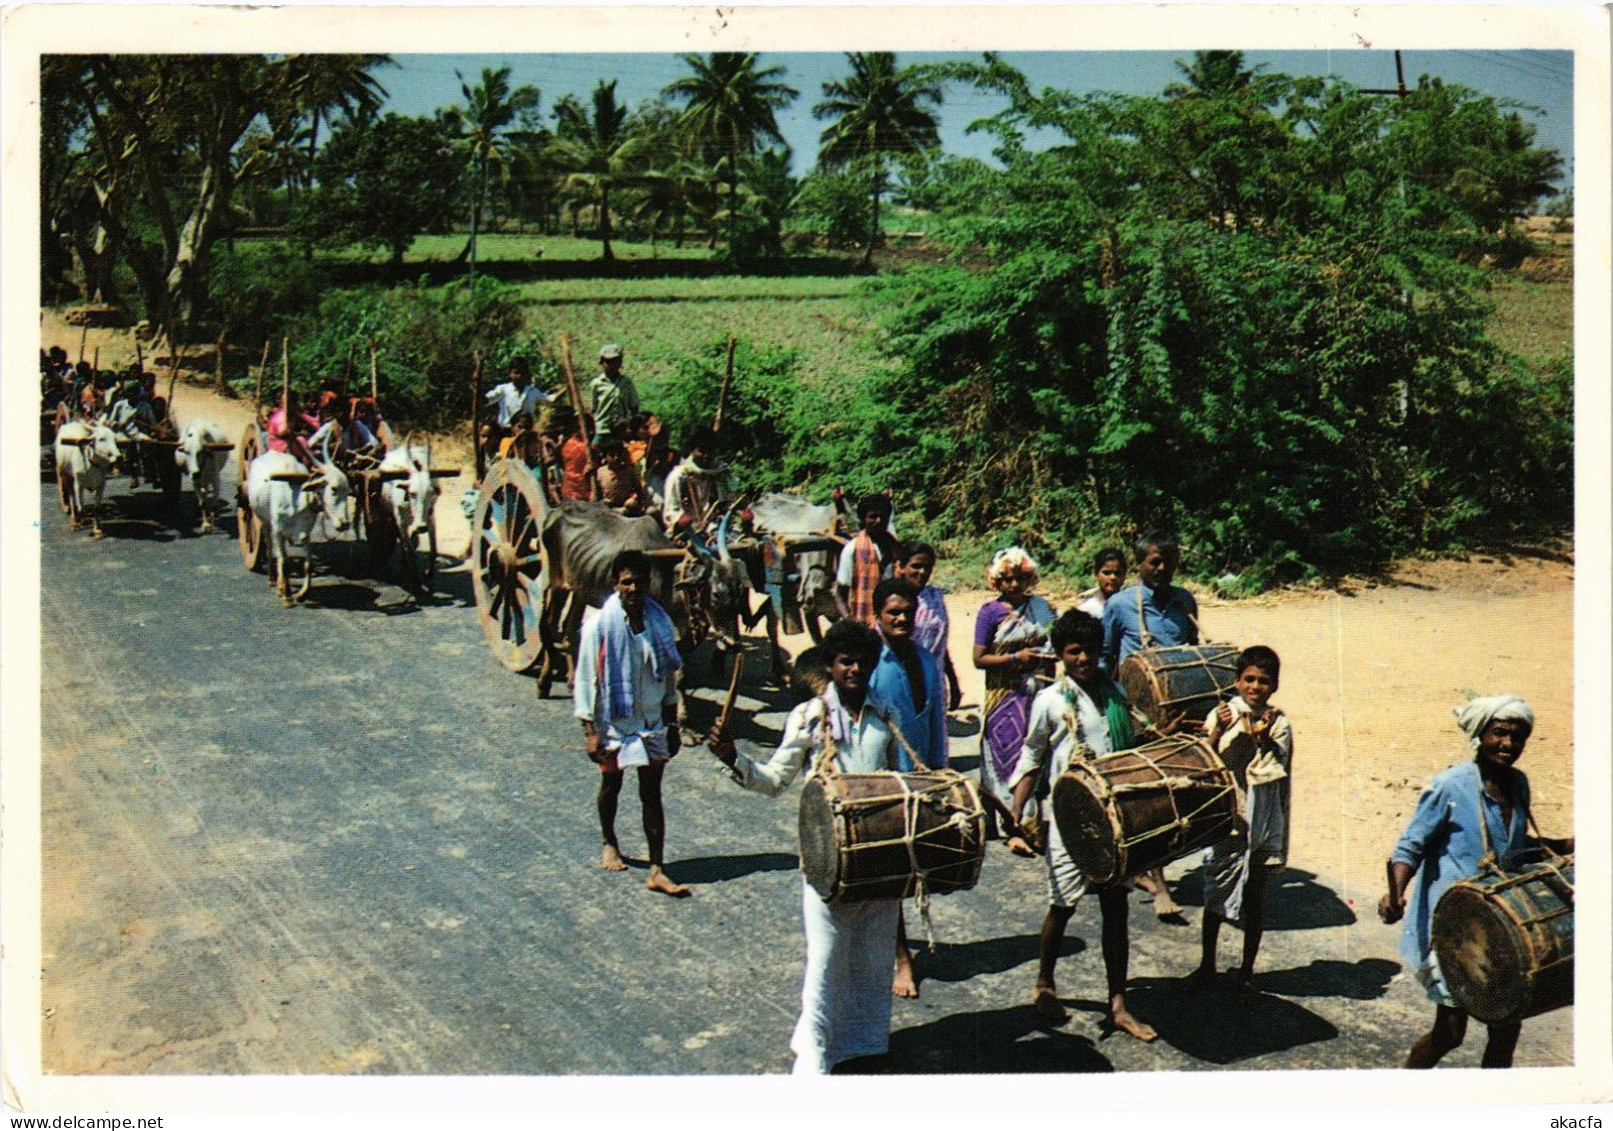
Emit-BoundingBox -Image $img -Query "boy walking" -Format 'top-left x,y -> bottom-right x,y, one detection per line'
1008,609 -> 1157,1041
1183,646 -> 1292,1001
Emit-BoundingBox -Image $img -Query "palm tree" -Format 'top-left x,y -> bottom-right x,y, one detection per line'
814,52 -> 942,265
451,66 -> 541,280
663,53 -> 797,252
548,81 -> 650,262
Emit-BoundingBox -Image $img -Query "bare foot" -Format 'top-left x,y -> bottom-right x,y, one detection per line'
1006,835 -> 1035,858
1153,889 -> 1184,918
892,961 -> 920,999
1108,1008 -> 1158,1042
1032,988 -> 1069,1025
602,844 -> 627,872
646,866 -> 690,897
1180,965 -> 1217,993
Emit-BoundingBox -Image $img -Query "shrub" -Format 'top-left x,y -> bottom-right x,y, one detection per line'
278,277 -> 540,428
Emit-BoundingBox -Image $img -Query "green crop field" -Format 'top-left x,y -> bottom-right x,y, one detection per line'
521,293 -> 896,401
312,231 -> 722,264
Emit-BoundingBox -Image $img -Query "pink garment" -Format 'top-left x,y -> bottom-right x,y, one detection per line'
911,584 -> 950,664
265,408 -> 317,454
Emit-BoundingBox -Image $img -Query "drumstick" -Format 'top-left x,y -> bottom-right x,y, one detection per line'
711,652 -> 746,740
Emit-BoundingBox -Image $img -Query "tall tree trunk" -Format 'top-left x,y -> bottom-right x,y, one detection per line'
164,159 -> 232,328
600,184 -> 614,262
862,167 -> 881,267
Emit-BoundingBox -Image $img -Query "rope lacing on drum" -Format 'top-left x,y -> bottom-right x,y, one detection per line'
1103,742 -> 1237,856
813,707 -> 984,949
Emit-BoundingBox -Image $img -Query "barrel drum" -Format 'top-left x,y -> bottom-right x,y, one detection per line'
799,770 -> 986,904
1432,856 -> 1574,1025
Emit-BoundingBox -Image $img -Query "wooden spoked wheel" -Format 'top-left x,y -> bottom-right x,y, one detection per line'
471,460 -> 549,673
237,424 -> 266,571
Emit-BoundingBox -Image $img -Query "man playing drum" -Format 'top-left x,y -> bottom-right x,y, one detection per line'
1008,608 -> 1157,1042
1100,528 -> 1199,915
573,550 -> 689,898
1378,695 -> 1572,1068
707,621 -> 905,1074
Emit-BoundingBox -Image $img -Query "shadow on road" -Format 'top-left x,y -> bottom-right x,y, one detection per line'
947,710 -> 981,739
302,581 -> 382,611
667,852 -> 798,886
912,932 -> 1084,986
888,1004 -> 1116,1073
1119,975 -> 1339,1064
1168,866 -> 1357,930
1252,958 -> 1400,1000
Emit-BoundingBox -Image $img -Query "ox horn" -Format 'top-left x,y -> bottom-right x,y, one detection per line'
716,505 -> 734,561
321,429 -> 334,466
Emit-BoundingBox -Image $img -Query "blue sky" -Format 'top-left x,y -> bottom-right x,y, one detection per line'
382,49 -> 1574,190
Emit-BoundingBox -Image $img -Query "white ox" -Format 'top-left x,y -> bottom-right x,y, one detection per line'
246,446 -> 353,606
377,436 -> 440,586
175,420 -> 232,533
54,419 -> 123,538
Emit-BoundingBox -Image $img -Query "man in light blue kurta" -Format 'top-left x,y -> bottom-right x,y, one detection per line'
1378,694 -> 1571,1069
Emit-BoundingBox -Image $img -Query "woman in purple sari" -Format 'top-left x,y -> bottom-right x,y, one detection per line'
972,547 -> 1055,843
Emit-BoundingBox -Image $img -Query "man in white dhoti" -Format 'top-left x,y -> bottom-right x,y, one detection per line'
708,619 -> 904,1074
574,549 -> 689,897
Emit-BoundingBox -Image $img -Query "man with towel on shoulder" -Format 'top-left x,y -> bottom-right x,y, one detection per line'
574,549 -> 690,897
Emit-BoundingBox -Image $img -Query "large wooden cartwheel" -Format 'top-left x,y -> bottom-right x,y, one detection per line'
236,423 -> 266,571
471,460 -> 550,674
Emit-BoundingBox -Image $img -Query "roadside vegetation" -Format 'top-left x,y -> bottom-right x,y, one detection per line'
41,50 -> 1572,588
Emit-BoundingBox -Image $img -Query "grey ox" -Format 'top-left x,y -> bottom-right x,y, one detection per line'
175,420 -> 232,534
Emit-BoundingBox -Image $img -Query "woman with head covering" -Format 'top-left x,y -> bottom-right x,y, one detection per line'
972,546 -> 1056,846
1378,694 -> 1573,1068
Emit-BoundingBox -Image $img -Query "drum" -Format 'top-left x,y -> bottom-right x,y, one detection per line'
798,770 -> 987,904
1118,644 -> 1241,729
1051,734 -> 1240,887
1432,855 -> 1574,1024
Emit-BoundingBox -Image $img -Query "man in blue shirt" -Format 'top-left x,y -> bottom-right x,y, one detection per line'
1101,528 -> 1200,674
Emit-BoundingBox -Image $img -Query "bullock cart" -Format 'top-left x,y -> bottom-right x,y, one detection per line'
469,458 -> 692,696
347,438 -> 459,586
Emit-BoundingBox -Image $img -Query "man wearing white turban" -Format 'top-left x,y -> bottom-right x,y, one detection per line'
1377,694 -> 1571,1068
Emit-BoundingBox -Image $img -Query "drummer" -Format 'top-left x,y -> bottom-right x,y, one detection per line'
1007,608 -> 1156,1041
1099,528 -> 1196,916
707,621 -> 904,1074
1378,695 -> 1573,1068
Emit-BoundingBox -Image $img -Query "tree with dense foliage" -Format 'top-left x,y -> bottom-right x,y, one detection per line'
41,54 -> 393,333
850,54 -> 1568,582
549,81 -> 651,261
448,66 -> 541,276
298,113 -> 463,266
663,53 -> 798,253
813,52 -> 943,264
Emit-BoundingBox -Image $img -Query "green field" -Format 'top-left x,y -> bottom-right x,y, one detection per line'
522,293 -> 896,400
312,231 -> 722,265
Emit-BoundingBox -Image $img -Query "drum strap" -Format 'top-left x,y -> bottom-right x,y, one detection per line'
1470,771 -> 1568,888
1135,584 -> 1204,650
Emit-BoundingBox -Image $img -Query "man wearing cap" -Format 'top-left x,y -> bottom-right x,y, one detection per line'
587,343 -> 640,449
482,356 -> 552,456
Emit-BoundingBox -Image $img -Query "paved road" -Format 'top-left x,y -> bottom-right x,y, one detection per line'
38,474 -> 1571,1075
